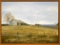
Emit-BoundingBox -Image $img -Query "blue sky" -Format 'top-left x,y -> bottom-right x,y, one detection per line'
2,2 -> 58,25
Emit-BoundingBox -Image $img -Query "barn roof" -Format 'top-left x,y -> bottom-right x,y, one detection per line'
15,19 -> 25,23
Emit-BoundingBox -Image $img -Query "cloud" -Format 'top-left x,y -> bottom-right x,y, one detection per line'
2,2 -> 58,24
37,21 -> 57,25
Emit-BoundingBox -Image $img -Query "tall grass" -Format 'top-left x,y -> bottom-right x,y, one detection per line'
2,25 -> 58,43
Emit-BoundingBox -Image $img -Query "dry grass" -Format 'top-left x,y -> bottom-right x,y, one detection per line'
2,25 -> 58,43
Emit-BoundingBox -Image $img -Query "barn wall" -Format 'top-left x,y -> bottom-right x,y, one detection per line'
9,19 -> 17,25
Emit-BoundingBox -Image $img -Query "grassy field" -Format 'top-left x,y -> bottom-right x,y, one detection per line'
2,25 -> 58,43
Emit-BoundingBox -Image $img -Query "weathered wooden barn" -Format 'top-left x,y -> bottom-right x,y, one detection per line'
9,19 -> 26,26
4,13 -> 28,26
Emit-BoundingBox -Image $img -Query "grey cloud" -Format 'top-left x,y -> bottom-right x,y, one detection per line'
2,2 -> 58,24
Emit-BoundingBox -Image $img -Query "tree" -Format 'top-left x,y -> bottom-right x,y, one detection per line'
4,12 -> 15,24
35,24 -> 40,26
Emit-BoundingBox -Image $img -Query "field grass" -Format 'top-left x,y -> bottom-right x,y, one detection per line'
2,25 -> 58,43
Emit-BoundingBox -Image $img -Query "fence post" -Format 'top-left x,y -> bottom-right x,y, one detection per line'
16,32 -> 20,42
4,32 -> 6,37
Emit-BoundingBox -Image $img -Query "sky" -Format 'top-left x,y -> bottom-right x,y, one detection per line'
2,2 -> 58,25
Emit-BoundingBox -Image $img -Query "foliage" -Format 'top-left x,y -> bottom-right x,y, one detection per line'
35,24 -> 40,26
1,24 -> 9,26
21,23 -> 29,25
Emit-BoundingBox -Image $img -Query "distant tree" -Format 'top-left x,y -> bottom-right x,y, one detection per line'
1,24 -> 9,26
57,23 -> 58,25
35,24 -> 40,26
21,23 -> 29,25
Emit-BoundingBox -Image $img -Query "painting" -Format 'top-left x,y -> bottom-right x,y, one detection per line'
2,2 -> 58,43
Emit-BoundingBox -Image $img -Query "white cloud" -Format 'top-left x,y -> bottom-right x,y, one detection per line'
47,7 -> 58,12
37,21 -> 57,25
2,2 -> 58,25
